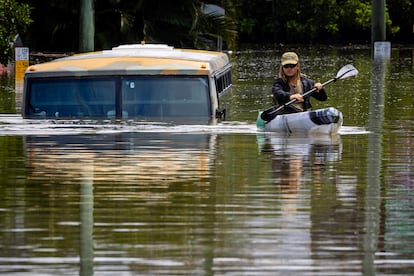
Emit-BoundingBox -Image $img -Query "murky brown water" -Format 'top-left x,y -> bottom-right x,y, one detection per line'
0,46 -> 413,275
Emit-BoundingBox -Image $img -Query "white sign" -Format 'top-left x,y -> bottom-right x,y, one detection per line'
374,41 -> 391,59
15,47 -> 29,60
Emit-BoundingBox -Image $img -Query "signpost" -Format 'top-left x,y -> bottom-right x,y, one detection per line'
15,47 -> 29,85
15,46 -> 29,112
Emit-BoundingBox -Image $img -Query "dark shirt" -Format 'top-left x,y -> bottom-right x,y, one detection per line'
272,76 -> 327,111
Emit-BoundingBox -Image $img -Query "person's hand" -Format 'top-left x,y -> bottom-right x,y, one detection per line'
314,82 -> 323,91
290,93 -> 304,102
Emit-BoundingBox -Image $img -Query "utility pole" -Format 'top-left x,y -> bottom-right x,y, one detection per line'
79,0 -> 94,52
372,0 -> 390,58
371,0 -> 386,42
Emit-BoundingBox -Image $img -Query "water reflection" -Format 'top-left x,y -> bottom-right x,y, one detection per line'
80,159 -> 94,276
257,133 -> 345,271
363,55 -> 387,274
258,133 -> 342,198
258,133 -> 342,166
26,133 -> 214,184
22,133 -> 216,275
1,47 -> 414,274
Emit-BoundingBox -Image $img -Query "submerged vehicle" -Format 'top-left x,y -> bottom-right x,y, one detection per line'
256,107 -> 343,135
22,44 -> 232,122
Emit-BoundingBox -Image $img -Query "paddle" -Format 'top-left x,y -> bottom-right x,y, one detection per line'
260,64 -> 358,122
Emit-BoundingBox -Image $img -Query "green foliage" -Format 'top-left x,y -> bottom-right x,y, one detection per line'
10,0 -> 413,54
234,0 -> 404,44
94,0 -> 235,50
388,0 -> 413,38
341,0 -> 371,30
0,0 -> 32,65
239,18 -> 256,35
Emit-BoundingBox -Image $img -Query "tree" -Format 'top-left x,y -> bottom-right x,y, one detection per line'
230,0 -> 400,44
22,0 -> 233,52
15,0 -> 412,54
95,0 -> 234,50
79,0 -> 94,52
0,0 -> 32,65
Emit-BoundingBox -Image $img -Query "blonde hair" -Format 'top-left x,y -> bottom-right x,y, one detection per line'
278,63 -> 302,83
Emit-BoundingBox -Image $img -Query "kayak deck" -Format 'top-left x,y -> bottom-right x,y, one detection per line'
257,107 -> 343,135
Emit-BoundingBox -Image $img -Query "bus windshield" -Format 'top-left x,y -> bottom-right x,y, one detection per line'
26,76 -> 211,119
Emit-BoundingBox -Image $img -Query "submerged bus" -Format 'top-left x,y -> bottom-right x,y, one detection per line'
22,44 -> 232,122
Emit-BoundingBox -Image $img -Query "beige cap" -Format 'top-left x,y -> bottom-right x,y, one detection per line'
281,52 -> 299,65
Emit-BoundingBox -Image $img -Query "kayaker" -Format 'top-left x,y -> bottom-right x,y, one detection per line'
272,52 -> 327,113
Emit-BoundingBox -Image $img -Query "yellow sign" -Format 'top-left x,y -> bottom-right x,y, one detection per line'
15,60 -> 29,82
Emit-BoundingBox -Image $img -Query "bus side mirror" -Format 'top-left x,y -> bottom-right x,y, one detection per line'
215,108 -> 226,120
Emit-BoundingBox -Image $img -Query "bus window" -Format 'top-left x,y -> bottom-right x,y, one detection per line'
121,76 -> 211,118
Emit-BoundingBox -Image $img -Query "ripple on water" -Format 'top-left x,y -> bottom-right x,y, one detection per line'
0,115 -> 260,136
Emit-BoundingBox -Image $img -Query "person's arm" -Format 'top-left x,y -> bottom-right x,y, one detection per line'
303,78 -> 327,101
272,78 -> 293,105
311,82 -> 327,101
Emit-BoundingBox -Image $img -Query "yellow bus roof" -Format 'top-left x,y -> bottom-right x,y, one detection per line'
26,44 -> 230,77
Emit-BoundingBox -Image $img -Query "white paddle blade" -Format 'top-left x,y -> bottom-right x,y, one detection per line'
336,64 -> 358,80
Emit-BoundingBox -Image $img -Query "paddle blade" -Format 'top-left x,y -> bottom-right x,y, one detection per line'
336,64 -> 358,80
260,106 -> 279,122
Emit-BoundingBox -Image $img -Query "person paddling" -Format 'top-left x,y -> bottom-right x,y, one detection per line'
272,52 -> 327,114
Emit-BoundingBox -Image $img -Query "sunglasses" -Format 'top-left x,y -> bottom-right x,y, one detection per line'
283,64 -> 297,69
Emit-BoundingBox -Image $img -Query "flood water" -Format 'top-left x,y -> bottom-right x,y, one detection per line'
1,46 -> 414,275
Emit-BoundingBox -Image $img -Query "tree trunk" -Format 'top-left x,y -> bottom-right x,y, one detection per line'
79,0 -> 95,52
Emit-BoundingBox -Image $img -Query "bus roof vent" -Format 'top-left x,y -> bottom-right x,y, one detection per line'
111,44 -> 174,52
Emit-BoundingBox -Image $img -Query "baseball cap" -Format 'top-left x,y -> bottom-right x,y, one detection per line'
281,52 -> 299,65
